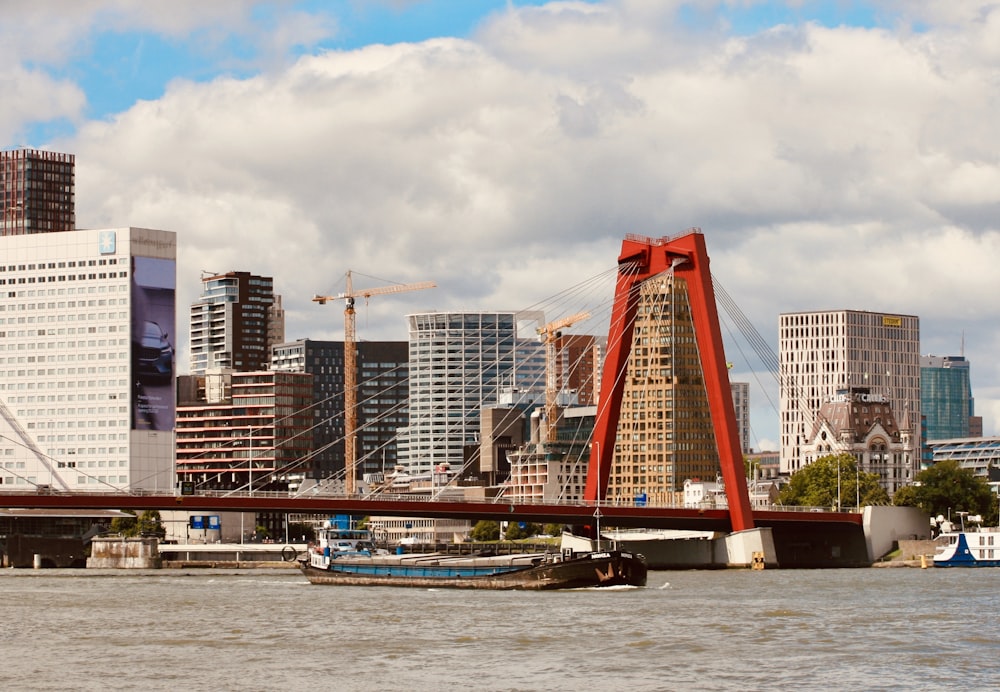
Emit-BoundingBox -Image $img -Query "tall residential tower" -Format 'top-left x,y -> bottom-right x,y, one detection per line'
606,272 -> 724,505
189,271 -> 282,374
1,148 -> 75,236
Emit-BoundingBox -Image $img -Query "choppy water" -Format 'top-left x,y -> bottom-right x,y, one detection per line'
1,566 -> 997,691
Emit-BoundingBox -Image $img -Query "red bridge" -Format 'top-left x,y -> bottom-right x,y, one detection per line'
0,490 -> 863,531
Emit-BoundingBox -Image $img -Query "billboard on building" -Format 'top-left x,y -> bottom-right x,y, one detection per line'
131,256 -> 176,431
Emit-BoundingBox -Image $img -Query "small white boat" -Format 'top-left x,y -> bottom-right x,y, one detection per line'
933,515 -> 1000,568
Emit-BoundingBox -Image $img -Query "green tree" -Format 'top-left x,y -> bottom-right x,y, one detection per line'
110,510 -> 137,536
893,459 -> 998,525
542,523 -> 564,537
110,509 -> 164,538
778,453 -> 890,508
469,520 -> 500,542
505,522 -> 542,540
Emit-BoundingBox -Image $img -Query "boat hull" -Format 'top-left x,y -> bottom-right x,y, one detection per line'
299,550 -> 647,590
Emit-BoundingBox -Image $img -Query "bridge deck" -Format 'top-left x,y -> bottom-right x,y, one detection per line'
0,491 -> 863,530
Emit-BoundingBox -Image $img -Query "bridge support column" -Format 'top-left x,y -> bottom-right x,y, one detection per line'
720,527 -> 776,568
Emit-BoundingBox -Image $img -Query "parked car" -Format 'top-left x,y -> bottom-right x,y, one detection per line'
135,320 -> 173,382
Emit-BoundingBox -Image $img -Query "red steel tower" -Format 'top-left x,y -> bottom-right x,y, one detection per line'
585,230 -> 754,532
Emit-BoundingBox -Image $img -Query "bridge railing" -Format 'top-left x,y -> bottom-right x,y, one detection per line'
0,487 -> 859,513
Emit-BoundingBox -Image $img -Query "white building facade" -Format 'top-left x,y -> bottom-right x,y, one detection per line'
396,310 -> 544,475
779,310 -> 920,481
0,227 -> 176,492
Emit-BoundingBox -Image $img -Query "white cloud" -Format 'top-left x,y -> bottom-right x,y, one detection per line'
14,0 -> 999,442
0,66 -> 85,144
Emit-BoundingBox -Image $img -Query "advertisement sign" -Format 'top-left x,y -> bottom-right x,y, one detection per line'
131,256 -> 176,431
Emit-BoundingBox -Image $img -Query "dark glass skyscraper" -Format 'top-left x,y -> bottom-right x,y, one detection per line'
271,339 -> 409,480
921,355 -> 976,441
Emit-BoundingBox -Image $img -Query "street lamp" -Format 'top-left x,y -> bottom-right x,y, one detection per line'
836,458 -> 841,511
855,461 -> 860,510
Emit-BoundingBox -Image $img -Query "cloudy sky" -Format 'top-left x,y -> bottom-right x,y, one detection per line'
4,0 -> 999,449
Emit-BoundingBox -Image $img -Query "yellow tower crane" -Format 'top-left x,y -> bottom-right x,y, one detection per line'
537,311 -> 590,445
313,271 -> 435,495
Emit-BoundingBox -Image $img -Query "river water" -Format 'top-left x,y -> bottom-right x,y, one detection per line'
1,566 -> 997,691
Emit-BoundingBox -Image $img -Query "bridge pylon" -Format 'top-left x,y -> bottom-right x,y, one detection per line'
584,230 -> 755,533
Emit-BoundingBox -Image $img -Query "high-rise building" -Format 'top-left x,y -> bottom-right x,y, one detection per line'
606,274 -> 723,505
0,227 -> 177,491
779,310 -> 921,483
271,339 -> 409,481
1,148 -> 75,235
397,311 -> 544,475
189,271 -> 281,374
555,333 -> 602,406
921,355 -> 978,441
268,294 -> 285,348
730,381 -> 750,454
174,369 -> 313,492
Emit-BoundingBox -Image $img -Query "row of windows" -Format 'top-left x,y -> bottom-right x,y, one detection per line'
53,458 -> 128,466
0,271 -> 126,285
0,475 -> 127,486
2,285 -> 128,303
2,258 -> 123,272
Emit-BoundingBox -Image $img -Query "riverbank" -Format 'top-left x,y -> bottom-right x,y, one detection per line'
870,538 -> 941,568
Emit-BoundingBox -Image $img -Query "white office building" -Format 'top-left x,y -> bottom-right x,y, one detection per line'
779,309 -> 920,480
0,227 -> 177,492
396,310 -> 545,475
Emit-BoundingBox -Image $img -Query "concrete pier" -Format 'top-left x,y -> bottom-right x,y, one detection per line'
721,527 -> 776,568
87,536 -> 163,569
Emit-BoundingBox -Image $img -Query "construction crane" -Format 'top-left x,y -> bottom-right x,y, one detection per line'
313,271 -> 435,495
537,312 -> 590,445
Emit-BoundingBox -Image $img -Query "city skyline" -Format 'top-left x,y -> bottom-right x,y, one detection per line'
3,1 -> 999,449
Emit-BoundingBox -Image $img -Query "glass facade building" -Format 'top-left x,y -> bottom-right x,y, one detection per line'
921,355 -> 975,441
397,311 -> 544,475
271,339 -> 409,480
